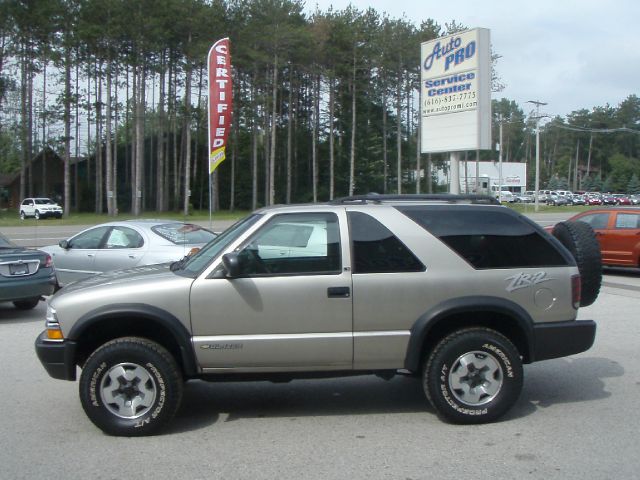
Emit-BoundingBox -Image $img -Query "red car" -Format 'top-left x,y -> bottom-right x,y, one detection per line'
585,195 -> 602,206
613,194 -> 632,205
564,208 -> 640,268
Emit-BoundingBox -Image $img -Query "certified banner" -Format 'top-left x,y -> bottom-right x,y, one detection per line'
208,38 -> 232,174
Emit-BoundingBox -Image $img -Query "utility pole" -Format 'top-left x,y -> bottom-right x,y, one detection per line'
527,100 -> 547,212
498,114 -> 503,203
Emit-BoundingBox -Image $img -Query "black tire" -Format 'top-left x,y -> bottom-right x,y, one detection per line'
19,211 -> 25,220
423,327 -> 523,424
79,337 -> 183,436
552,220 -> 602,307
12,297 -> 40,310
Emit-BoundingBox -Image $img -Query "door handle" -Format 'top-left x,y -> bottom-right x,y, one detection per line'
327,287 -> 350,298
87,253 -> 95,257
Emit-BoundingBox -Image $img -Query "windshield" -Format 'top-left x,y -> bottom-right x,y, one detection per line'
0,233 -> 15,248
35,198 -> 55,205
177,214 -> 262,276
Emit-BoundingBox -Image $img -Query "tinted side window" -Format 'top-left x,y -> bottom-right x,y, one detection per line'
579,213 -> 609,229
347,211 -> 424,274
397,206 -> 568,269
69,226 -> 111,249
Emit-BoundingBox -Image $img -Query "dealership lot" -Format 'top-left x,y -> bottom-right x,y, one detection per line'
0,219 -> 639,479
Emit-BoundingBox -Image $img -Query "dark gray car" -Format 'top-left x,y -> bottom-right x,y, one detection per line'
0,232 -> 56,309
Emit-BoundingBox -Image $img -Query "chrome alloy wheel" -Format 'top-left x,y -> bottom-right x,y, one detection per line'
448,351 -> 503,406
99,362 -> 157,419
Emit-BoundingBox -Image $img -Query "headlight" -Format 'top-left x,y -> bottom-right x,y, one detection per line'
45,305 -> 64,341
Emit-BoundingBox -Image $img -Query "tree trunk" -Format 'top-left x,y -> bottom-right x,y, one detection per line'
183,60 -> 192,216
349,49 -> 356,196
156,54 -> 166,212
134,64 -> 145,215
105,59 -> 113,215
329,75 -> 335,200
312,74 -> 319,203
63,41 -> 71,216
269,54 -> 278,205
286,67 -> 293,204
396,74 -> 402,194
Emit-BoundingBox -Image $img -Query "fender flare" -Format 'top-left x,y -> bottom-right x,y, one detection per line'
404,296 -> 535,372
68,303 -> 198,376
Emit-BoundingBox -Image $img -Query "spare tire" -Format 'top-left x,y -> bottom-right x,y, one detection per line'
552,220 -> 602,307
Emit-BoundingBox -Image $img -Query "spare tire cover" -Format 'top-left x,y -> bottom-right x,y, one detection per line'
552,220 -> 602,307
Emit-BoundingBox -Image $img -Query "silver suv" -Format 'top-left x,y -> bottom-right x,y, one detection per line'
35,195 -> 600,436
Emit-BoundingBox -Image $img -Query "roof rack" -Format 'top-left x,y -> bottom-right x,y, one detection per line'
330,193 -> 500,205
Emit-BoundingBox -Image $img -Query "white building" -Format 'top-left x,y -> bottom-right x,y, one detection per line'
436,161 -> 527,194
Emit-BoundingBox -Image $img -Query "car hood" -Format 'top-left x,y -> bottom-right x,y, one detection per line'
50,262 -> 195,329
56,262 -> 177,295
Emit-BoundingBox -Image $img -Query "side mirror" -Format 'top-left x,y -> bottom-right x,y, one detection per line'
59,239 -> 70,249
221,252 -> 241,278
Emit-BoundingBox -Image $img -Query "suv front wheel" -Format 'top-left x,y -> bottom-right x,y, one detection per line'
423,327 -> 523,424
79,337 -> 183,436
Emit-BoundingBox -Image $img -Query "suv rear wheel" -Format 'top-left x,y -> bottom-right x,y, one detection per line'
79,337 -> 183,436
423,327 -> 523,424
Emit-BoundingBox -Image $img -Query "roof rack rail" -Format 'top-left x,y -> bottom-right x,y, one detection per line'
330,193 -> 500,205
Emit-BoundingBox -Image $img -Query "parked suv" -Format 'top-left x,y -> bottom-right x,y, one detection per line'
20,197 -> 63,219
35,195 -> 600,436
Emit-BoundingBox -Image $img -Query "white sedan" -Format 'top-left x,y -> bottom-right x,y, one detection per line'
42,219 -> 216,286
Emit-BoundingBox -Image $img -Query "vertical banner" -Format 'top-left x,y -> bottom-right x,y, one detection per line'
208,38 -> 233,174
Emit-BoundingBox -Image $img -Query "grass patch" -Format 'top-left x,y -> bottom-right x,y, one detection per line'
0,209 -> 248,227
507,203 -> 597,214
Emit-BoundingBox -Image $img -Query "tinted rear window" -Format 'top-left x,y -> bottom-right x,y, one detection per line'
397,206 -> 569,269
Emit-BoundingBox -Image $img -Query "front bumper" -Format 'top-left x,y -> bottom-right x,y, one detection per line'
530,320 -> 596,362
34,331 -> 77,381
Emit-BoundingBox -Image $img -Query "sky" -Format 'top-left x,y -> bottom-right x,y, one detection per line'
306,0 -> 640,119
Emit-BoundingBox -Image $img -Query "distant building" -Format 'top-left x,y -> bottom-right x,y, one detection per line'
436,160 -> 528,194
0,148 -> 84,209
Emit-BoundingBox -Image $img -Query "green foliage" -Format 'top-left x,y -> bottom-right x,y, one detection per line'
627,173 -> 640,194
1,0 -> 640,213
0,129 -> 21,173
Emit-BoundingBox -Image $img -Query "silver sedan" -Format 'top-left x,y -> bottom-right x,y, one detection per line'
41,219 -> 217,286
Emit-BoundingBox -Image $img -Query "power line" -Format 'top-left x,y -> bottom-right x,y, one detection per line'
549,124 -> 640,135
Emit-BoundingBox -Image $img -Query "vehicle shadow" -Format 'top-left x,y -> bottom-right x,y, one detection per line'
505,356 -> 622,420
168,356 -> 621,434
168,374 -> 429,434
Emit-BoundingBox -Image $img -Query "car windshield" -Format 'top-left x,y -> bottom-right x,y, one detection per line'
175,214 -> 263,276
0,233 -> 15,248
35,198 -> 55,205
151,223 -> 217,245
